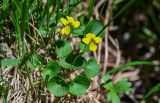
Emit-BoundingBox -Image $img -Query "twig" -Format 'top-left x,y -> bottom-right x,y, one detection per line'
108,36 -> 121,67
102,0 -> 114,74
94,0 -> 106,19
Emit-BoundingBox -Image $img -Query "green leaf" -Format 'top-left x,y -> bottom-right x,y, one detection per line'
72,26 -> 84,37
102,74 -> 110,83
55,40 -> 72,57
107,91 -> 120,103
1,58 -> 21,67
104,79 -> 131,93
59,54 -> 86,69
42,60 -> 61,80
103,79 -> 131,103
103,82 -> 114,91
142,83 -> 160,100
107,61 -> 155,75
27,53 -> 43,68
69,76 -> 90,96
79,42 -> 90,53
59,57 -> 75,69
38,27 -> 48,36
84,58 -> 100,78
47,76 -> 69,96
85,20 -> 104,37
3,0 -> 9,11
65,54 -> 86,68
114,79 -> 132,93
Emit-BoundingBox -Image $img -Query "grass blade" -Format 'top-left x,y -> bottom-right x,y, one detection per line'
56,0 -> 62,24
88,0 -> 96,21
107,61 -> 155,74
39,0 -> 53,27
142,83 -> 160,100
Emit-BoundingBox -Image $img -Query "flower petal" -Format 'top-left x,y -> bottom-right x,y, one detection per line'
72,20 -> 80,28
89,42 -> 97,51
60,18 -> 69,25
82,38 -> 91,44
60,28 -> 65,35
86,33 -> 96,39
67,16 -> 74,24
61,26 -> 70,35
94,37 -> 102,43
64,26 -> 70,35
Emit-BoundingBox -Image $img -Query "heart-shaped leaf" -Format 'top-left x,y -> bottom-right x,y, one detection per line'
47,76 -> 69,96
42,60 -> 61,80
55,40 -> 72,57
85,20 -> 104,38
84,58 -> 100,78
69,76 -> 90,96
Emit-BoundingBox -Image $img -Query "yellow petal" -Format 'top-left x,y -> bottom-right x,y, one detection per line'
94,37 -> 102,43
72,20 -> 80,28
60,26 -> 70,35
60,28 -> 65,35
89,42 -> 97,51
86,33 -> 96,39
82,38 -> 91,44
63,26 -> 70,35
67,16 -> 74,24
60,18 -> 69,25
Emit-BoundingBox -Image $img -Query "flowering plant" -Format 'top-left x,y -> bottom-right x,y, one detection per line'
42,16 -> 104,96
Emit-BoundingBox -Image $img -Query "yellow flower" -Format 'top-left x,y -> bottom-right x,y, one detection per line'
60,18 -> 69,25
67,16 -> 74,24
60,16 -> 80,28
72,20 -> 80,28
61,26 -> 70,35
58,16 -> 80,36
57,26 -> 70,35
82,33 -> 102,51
